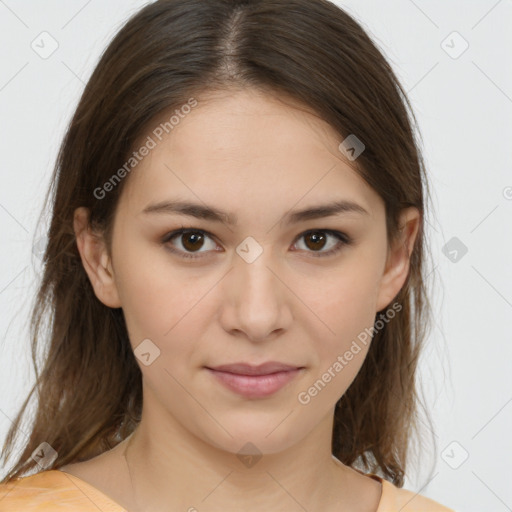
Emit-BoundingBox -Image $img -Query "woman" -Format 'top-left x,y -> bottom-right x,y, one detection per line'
0,0 -> 454,510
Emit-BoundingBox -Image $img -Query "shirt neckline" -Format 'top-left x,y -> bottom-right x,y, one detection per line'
57,469 -> 128,511
55,468 -> 392,511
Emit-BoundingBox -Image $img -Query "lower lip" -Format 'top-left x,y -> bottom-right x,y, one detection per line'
206,368 -> 303,398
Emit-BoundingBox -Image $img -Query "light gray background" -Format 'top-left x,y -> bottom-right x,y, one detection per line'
1,1 -> 511,511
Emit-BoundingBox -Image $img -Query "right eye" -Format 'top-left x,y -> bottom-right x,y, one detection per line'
161,228 -> 220,259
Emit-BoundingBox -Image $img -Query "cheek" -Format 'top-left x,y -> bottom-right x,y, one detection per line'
296,284 -> 376,407
113,244 -> 191,344
116,267 -> 171,340
113,245 -> 216,373
292,253 -> 383,382
301,261 -> 381,337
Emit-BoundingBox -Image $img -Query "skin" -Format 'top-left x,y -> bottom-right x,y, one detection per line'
67,87 -> 420,512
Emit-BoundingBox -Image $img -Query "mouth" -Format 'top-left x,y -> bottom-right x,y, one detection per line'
204,362 -> 305,399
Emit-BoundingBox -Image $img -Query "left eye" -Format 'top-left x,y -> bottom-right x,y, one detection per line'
292,229 -> 350,257
162,228 -> 351,259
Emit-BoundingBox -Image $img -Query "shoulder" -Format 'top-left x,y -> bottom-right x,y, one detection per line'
377,476 -> 456,512
0,470 -> 125,511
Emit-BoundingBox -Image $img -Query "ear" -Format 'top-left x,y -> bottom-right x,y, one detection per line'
73,207 -> 121,308
375,207 -> 421,312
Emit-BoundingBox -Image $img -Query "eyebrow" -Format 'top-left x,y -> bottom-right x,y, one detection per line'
142,199 -> 369,225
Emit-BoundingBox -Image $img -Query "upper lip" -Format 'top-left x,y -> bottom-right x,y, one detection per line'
206,362 -> 303,376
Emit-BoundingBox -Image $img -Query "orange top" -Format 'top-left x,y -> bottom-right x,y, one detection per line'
0,469 -> 455,511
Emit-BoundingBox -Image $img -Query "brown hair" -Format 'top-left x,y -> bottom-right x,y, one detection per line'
1,0 -> 436,487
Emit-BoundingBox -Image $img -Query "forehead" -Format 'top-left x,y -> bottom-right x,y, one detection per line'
118,88 -> 381,220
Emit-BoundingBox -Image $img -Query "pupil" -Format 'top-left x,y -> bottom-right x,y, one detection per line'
307,232 -> 326,250
183,232 -> 203,251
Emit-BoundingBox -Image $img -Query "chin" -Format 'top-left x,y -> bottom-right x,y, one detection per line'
194,414 -> 308,459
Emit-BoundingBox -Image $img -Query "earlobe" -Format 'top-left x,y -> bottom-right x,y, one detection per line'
375,207 -> 421,312
73,207 -> 122,308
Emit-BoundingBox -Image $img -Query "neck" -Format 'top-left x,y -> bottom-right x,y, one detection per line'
121,412 -> 351,512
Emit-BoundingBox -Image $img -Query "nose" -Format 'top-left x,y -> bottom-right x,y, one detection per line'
219,250 -> 293,342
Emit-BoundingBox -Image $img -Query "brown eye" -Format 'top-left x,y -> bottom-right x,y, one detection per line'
303,231 -> 328,251
293,230 -> 351,257
162,228 -> 218,259
181,231 -> 205,252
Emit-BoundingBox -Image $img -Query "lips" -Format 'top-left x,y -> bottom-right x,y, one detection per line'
205,362 -> 305,398
206,361 -> 302,376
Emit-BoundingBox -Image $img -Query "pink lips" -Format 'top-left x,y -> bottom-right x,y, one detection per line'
205,362 -> 304,398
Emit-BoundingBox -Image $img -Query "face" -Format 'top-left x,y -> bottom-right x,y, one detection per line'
76,87 -> 418,457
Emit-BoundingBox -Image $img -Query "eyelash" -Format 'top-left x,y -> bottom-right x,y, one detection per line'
161,227 -> 352,260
